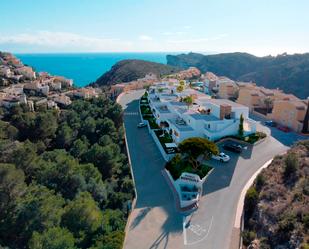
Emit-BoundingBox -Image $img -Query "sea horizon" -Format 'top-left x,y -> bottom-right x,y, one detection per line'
16,52 -> 181,87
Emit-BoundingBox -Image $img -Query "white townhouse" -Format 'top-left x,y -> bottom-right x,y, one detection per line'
148,82 -> 256,143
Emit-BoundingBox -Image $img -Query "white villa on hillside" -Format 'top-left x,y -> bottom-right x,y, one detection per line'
147,82 -> 256,143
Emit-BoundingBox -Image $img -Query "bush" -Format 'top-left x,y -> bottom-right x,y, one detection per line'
255,173 -> 266,191
244,187 -> 259,221
278,214 -> 297,234
166,155 -> 212,180
242,230 -> 256,246
300,243 -> 309,249
284,153 -> 298,178
302,213 -> 309,230
140,105 -> 152,115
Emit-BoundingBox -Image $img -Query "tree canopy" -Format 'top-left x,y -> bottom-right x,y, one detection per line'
0,96 -> 133,249
178,137 -> 219,169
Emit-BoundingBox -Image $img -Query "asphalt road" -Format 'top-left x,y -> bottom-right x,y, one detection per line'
118,90 -> 304,249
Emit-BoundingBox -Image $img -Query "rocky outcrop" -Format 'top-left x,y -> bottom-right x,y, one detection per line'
94,59 -> 180,86
243,140 -> 309,249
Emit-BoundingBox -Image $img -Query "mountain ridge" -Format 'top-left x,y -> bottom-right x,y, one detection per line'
94,59 -> 181,86
167,52 -> 309,99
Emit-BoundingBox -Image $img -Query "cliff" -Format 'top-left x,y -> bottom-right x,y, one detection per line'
167,52 -> 309,99
94,59 -> 180,86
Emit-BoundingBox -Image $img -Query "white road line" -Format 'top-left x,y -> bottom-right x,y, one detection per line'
183,216 -> 214,246
183,216 -> 188,245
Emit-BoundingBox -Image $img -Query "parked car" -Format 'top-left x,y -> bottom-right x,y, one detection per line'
137,122 -> 147,128
277,125 -> 291,132
264,120 -> 277,127
212,152 -> 230,162
223,143 -> 242,153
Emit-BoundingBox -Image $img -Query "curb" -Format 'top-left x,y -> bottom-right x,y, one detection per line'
233,151 -> 287,249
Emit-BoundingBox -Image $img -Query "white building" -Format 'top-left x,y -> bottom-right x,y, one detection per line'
148,82 -> 256,143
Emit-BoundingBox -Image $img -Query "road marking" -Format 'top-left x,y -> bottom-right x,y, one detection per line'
183,215 -> 213,246
124,112 -> 139,116
183,216 -> 188,245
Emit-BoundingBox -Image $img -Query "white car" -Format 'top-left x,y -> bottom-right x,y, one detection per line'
137,122 -> 147,128
212,152 -> 230,162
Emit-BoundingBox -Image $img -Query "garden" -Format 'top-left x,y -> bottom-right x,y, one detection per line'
165,137 -> 218,180
142,114 -> 159,129
154,129 -> 175,154
166,155 -> 213,180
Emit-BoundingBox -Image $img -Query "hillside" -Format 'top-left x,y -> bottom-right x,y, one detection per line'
94,59 -> 180,86
167,52 -> 309,99
243,140 -> 309,249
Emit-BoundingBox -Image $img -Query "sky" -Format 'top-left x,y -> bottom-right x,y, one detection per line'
0,0 -> 308,56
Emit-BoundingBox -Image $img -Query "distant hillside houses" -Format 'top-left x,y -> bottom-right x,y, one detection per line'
0,52 -> 101,111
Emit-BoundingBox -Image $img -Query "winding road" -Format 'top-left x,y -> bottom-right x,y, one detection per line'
118,90 -> 304,249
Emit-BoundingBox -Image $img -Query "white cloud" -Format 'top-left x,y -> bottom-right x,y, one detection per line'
0,31 -> 133,52
138,35 -> 153,41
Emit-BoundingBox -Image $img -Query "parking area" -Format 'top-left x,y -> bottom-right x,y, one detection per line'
120,91 -> 300,249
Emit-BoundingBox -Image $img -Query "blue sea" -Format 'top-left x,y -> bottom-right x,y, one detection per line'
17,53 -> 175,87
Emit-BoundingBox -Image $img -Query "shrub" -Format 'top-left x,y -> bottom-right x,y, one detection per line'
242,230 -> 256,246
300,243 -> 309,249
284,153 -> 298,178
302,213 -> 309,230
278,213 -> 297,234
255,173 -> 266,191
166,155 -> 212,180
244,187 -> 258,221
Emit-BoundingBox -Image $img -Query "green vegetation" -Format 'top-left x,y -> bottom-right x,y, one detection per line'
0,97 -> 134,249
176,85 -> 184,92
95,59 -> 180,86
166,137 -> 217,180
284,152 -> 299,179
154,130 -> 174,153
140,105 -> 152,114
178,137 -> 219,169
238,114 -> 244,137
216,131 -> 267,145
141,114 -> 159,129
182,95 -> 193,109
241,230 -> 256,246
166,154 -> 213,180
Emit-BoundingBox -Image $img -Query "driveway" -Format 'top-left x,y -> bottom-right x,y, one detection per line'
118,91 -> 301,249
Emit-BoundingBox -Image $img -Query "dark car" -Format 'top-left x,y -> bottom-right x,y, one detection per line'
223,143 -> 242,153
264,120 -> 277,127
277,125 -> 291,132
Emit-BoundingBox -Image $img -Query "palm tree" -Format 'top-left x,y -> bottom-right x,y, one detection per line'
264,97 -> 273,114
183,95 -> 193,109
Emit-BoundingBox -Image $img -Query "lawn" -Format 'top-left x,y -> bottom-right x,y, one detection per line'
166,155 -> 213,180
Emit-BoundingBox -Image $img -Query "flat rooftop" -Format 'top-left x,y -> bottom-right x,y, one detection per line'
189,113 -> 220,121
167,117 -> 194,132
198,98 -> 246,108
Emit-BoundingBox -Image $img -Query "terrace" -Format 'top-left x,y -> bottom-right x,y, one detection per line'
167,116 -> 194,132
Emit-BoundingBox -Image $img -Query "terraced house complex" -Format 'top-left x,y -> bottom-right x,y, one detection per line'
147,82 -> 257,143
